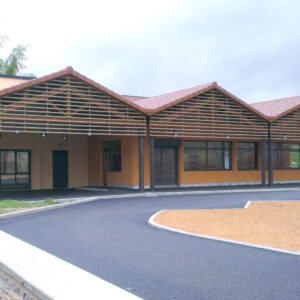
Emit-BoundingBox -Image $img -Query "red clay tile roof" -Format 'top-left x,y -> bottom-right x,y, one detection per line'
133,83 -> 216,112
0,67 -> 145,114
131,82 -> 267,120
251,96 -> 300,120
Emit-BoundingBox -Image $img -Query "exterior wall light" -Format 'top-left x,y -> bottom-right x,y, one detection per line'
15,129 -> 20,135
41,130 -> 48,138
283,134 -> 287,140
62,134 -> 68,141
226,134 -> 230,139
88,132 -> 92,136
174,132 -> 178,137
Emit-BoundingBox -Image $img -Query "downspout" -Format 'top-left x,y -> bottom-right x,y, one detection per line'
268,122 -> 273,186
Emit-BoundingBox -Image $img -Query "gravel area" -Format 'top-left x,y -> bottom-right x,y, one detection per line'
155,201 -> 300,252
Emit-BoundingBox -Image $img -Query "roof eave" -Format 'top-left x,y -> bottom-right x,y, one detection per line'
0,67 -> 74,97
270,102 -> 300,122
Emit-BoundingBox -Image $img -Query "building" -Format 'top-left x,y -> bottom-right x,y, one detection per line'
0,67 -> 300,191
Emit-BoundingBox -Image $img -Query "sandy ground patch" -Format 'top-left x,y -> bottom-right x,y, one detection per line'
155,201 -> 300,252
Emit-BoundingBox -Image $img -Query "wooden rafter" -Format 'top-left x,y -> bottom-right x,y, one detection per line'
0,74 -> 147,136
150,89 -> 268,139
1,85 -> 67,113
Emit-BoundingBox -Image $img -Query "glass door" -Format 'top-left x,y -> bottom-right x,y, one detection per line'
0,150 -> 30,189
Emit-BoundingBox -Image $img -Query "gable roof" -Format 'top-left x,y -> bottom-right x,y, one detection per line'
132,82 -> 268,120
251,96 -> 300,121
0,66 -> 272,120
0,67 -> 146,114
132,83 -> 215,112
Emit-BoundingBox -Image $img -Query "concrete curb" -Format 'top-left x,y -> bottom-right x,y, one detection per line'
0,230 -> 141,299
148,209 -> 300,257
144,187 -> 300,197
244,201 -> 252,208
0,197 -> 99,220
0,194 -> 149,220
1,186 -> 300,220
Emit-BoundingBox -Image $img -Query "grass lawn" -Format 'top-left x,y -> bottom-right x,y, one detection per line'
155,201 -> 300,252
0,199 -> 56,215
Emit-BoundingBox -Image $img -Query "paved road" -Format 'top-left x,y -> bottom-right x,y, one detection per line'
0,191 -> 300,299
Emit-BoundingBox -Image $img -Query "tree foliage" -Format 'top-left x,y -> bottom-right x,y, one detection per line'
0,35 -> 34,76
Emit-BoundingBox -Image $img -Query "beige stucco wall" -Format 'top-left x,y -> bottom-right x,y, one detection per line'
0,133 -> 88,189
0,77 -> 29,90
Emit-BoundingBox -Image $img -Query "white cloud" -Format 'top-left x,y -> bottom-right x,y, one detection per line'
1,0 -> 299,103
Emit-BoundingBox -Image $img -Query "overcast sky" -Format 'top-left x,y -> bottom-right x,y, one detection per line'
1,0 -> 299,103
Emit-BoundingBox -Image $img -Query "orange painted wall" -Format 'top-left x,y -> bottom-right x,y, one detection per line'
88,136 -> 300,188
88,137 -> 101,185
181,170 -> 262,185
88,136 -> 140,187
269,170 -> 300,182
144,136 -> 150,186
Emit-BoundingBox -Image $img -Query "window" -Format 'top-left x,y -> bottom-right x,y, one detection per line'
266,143 -> 300,169
103,141 -> 121,171
0,150 -> 30,189
184,141 -> 231,171
238,142 -> 257,170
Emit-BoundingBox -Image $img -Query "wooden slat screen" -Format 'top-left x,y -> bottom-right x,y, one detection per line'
150,89 -> 268,139
271,109 -> 300,140
0,75 -> 146,136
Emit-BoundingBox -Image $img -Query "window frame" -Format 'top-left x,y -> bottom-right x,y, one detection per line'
0,150 -> 31,189
237,142 -> 258,170
103,140 -> 122,172
266,143 -> 300,170
184,141 -> 232,171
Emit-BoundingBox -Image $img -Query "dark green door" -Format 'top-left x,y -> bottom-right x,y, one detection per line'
53,151 -> 68,189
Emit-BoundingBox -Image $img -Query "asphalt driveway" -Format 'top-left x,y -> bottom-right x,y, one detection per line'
0,191 -> 300,299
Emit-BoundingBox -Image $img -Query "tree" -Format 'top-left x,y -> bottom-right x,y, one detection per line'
0,35 -> 34,77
